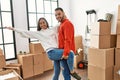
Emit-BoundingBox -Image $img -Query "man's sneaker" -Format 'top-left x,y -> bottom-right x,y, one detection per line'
70,72 -> 81,80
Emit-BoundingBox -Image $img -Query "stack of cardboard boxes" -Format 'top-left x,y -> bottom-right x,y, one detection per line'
17,42 -> 53,79
114,5 -> 120,80
29,42 -> 53,71
88,21 -> 116,80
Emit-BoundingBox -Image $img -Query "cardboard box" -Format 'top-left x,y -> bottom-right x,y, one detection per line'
88,65 -> 113,80
90,35 -> 110,49
29,42 -> 45,54
43,53 -> 53,71
17,54 -> 34,79
117,5 -> 120,20
116,21 -> 120,34
32,54 -> 44,76
91,22 -> 111,35
74,52 -> 83,68
115,48 -> 120,66
32,53 -> 43,65
0,49 -> 22,80
116,35 -> 120,48
34,64 -> 44,76
75,35 -> 83,50
0,70 -> 19,80
6,63 -> 22,76
110,34 -> 117,48
114,65 -> 120,80
0,54 -> 6,69
88,48 -> 114,68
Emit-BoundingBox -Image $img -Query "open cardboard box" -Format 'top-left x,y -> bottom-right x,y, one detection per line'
0,48 -> 22,80
0,69 -> 20,80
5,63 -> 22,76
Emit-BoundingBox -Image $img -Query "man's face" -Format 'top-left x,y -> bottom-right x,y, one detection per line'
55,10 -> 65,22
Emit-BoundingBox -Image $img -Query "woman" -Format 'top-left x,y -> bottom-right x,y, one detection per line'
6,17 -> 81,80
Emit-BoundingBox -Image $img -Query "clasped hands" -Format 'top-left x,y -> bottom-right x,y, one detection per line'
61,55 -> 68,59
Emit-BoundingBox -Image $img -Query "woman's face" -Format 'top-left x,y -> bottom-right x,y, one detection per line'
39,19 -> 48,29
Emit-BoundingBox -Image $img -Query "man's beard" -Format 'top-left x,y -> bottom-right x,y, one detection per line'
59,15 -> 65,22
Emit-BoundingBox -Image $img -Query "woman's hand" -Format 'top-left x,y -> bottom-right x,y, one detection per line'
5,26 -> 14,30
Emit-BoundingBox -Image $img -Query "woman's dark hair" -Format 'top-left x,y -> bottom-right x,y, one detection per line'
55,7 -> 64,12
37,17 -> 49,31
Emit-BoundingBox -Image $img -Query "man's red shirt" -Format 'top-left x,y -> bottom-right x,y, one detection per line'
58,19 -> 75,56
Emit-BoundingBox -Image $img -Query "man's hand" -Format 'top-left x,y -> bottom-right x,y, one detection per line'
61,55 -> 68,59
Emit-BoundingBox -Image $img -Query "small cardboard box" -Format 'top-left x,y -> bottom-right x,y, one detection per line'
90,35 -> 110,49
17,54 -> 34,79
91,22 -> 111,35
88,65 -> 113,80
88,48 -> 114,68
29,42 -> 45,54
75,35 -> 83,50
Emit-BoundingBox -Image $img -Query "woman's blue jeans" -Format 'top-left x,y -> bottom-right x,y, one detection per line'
47,48 -> 74,80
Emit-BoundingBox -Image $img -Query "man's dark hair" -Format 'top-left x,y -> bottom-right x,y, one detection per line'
55,7 -> 64,12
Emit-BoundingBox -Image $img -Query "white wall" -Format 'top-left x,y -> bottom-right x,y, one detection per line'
70,0 -> 120,36
12,0 -> 29,53
59,0 -> 120,36
58,0 -> 71,20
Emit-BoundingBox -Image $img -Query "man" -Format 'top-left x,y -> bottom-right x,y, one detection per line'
55,7 -> 81,80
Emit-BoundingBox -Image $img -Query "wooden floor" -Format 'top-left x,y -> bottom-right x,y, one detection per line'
25,68 -> 88,80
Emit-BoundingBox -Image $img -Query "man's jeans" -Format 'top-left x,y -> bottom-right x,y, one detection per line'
47,48 -> 74,80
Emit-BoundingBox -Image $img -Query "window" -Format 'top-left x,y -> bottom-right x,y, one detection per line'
26,0 -> 58,42
0,0 -> 16,60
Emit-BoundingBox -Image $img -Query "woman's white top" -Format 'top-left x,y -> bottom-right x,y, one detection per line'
14,26 -> 59,52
